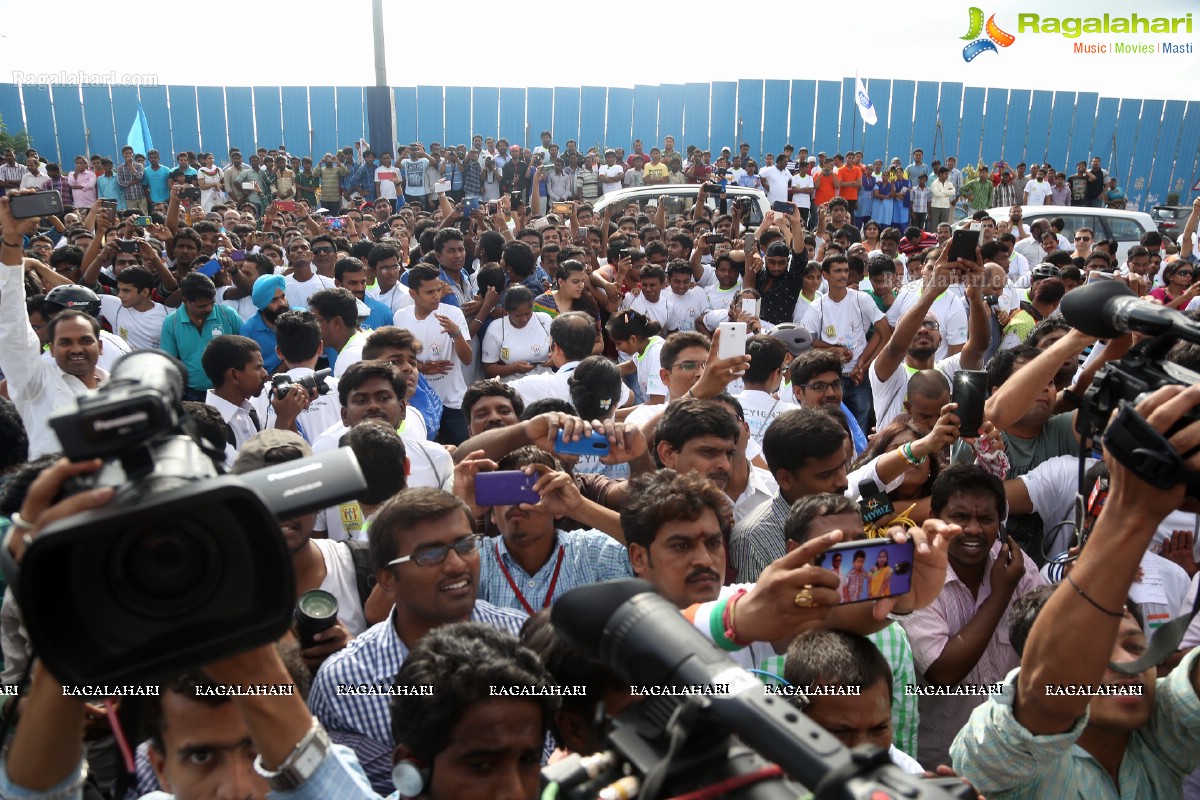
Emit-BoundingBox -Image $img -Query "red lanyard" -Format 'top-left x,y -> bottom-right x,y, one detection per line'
495,543 -> 565,615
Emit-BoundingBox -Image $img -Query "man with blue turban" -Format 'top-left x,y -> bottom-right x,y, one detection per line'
241,273 -> 291,372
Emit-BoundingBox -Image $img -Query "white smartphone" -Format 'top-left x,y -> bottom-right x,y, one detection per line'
741,298 -> 759,318
717,321 -> 748,360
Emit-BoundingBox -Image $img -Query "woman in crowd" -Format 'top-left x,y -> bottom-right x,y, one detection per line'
481,286 -> 553,382
198,153 -> 225,211
861,220 -> 883,253
892,167 -> 911,230
605,309 -> 664,402
1150,260 -> 1200,309
873,170 -> 894,228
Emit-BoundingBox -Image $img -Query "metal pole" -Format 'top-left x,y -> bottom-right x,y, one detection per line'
372,0 -> 387,87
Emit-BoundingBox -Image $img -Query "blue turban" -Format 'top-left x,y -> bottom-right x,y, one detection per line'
252,274 -> 286,311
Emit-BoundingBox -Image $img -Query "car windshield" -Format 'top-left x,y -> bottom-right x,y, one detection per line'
1153,207 -> 1189,219
630,192 -> 763,227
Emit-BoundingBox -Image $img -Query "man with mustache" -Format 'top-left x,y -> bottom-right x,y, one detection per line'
239,274 -> 291,373
466,446 -> 632,613
462,380 -> 524,436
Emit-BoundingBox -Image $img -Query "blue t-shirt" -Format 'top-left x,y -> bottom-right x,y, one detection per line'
142,165 -> 173,203
362,296 -> 395,330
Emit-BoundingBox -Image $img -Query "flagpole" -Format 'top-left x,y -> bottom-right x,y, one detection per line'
852,73 -> 858,153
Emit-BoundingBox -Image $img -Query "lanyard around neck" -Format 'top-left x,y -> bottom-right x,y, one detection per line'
495,543 -> 565,615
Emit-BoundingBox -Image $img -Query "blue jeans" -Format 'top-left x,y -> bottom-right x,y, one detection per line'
841,376 -> 873,433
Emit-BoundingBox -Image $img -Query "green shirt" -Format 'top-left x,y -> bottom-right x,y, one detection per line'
961,177 -> 994,211
297,173 -> 320,205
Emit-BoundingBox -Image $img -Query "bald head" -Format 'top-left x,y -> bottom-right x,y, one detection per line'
904,369 -> 951,432
983,263 -> 1008,293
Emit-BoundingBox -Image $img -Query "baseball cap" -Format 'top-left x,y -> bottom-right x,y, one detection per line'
231,430 -> 312,475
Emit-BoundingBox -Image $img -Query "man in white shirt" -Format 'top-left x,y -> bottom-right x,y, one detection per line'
309,287 -> 368,378
254,310 -> 342,444
511,311 -> 629,408
202,334 -> 310,466
394,264 -> 473,445
928,167 -> 956,231
733,335 -> 800,446
618,265 -> 679,333
759,153 -> 795,205
99,265 -> 168,350
19,157 -> 51,191
283,237 -> 336,308
1022,169 -> 1052,206
373,151 -> 400,208
598,150 -> 625,195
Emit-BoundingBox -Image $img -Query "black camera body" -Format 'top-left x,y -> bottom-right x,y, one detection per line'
22,350 -> 367,686
271,368 -> 332,400
180,186 -> 202,201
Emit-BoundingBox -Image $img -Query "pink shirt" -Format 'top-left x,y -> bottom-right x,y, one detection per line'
68,169 -> 97,206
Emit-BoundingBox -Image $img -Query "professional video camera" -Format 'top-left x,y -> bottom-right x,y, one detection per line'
547,580 -> 973,800
10,350 -> 366,686
1061,280 -> 1200,499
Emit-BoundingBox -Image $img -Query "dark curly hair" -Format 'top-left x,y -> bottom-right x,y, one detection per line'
621,469 -> 733,551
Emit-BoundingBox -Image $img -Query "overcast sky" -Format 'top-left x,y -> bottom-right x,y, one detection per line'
0,0 -> 1196,99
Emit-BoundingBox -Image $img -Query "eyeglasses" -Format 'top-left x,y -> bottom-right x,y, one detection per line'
672,360 -> 704,372
312,247 -> 335,255
921,320 -> 940,330
1075,237 -> 1092,242
800,381 -> 842,393
387,534 -> 483,567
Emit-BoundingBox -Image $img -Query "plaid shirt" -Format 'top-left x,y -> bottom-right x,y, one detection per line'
47,175 -> 73,206
952,648 -> 1200,799
0,162 -> 27,193
909,185 -> 931,213
116,163 -> 145,201
729,493 -> 789,582
463,159 -> 482,197
308,603 -> 526,748
351,160 -> 377,202
756,622 -> 920,758
477,529 -> 633,612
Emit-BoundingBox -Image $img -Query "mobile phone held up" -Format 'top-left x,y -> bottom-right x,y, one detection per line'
948,227 -> 980,263
952,370 -> 988,438
771,200 -> 796,214
474,471 -> 541,507
9,190 -> 64,220
717,321 -> 747,359
132,216 -> 153,227
554,430 -> 611,457
812,537 -> 914,604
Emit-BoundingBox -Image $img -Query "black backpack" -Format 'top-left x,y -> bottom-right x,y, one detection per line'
341,539 -> 377,611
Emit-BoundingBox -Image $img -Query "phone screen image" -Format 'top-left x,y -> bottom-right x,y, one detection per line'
813,538 -> 914,604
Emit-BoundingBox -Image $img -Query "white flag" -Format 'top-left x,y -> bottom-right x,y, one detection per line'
855,77 -> 877,126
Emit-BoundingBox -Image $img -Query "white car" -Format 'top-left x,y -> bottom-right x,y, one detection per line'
591,184 -> 771,229
957,206 -> 1155,263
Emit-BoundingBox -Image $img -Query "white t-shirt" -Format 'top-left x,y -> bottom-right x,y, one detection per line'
791,173 -> 815,209
664,287 -> 707,333
311,538 -> 370,636
599,164 -> 625,194
400,158 -> 430,195
394,304 -> 470,408
869,356 -> 960,433
99,294 -> 167,350
253,366 -> 343,444
759,165 -> 793,204
619,292 -> 679,333
333,331 -> 369,378
510,360 -> 633,409
798,291 -> 885,371
285,272 -> 337,310
637,337 -> 666,400
216,285 -> 258,321
701,307 -> 776,336
1023,180 -> 1052,206
885,288 -> 969,362
705,282 -> 742,312
369,283 -> 414,315
481,313 -> 554,382
734,389 -> 800,445
374,165 -> 399,199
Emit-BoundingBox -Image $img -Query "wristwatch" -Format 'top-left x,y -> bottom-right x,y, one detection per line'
253,719 -> 331,790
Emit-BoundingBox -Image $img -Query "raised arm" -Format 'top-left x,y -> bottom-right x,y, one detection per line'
875,251 -> 949,382
984,328 -> 1092,433
959,269 -> 990,370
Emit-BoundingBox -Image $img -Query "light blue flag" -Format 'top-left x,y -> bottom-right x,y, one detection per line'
126,103 -> 154,156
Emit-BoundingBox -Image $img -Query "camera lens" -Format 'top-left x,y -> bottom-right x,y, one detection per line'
111,519 -> 222,619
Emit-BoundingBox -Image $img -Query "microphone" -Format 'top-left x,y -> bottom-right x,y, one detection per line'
552,580 -> 966,799
1060,280 -> 1198,340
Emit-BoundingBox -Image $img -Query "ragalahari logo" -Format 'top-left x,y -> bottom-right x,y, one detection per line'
961,7 -> 1016,61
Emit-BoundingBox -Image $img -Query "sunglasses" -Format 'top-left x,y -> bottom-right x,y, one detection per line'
1177,271 -> 1194,278
1075,237 -> 1092,242
312,247 -> 335,255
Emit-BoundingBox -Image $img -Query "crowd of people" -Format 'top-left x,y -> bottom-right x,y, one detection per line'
0,128 -> 1199,800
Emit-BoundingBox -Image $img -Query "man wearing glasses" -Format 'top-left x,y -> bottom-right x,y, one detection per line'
1070,227 -> 1095,261
283,236 -> 337,308
308,486 -> 527,751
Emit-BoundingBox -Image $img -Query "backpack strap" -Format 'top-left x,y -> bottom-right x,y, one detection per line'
341,539 -> 377,612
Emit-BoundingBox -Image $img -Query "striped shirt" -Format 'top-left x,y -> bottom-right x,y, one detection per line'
309,602 -> 527,748
951,648 -> 1200,799
478,529 -> 633,612
728,494 -> 790,582
739,622 -> 920,758
899,540 -> 1047,768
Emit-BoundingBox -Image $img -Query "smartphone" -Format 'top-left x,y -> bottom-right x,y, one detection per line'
509,191 -> 524,206
717,321 -> 748,359
9,190 -> 64,220
1087,270 -> 1115,284
100,199 -> 118,221
275,200 -> 296,212
371,223 -> 389,239
116,239 -> 138,254
196,257 -> 222,278
486,202 -> 498,215
229,250 -> 246,263
554,430 -> 611,457
741,298 -> 759,318
328,217 -> 343,230
952,370 -> 988,438
551,202 -> 574,216
705,233 -> 727,245
812,537 -> 914,603
464,197 -> 481,214
948,228 -> 981,262
474,471 -> 541,507
132,215 -> 153,227
771,200 -> 796,214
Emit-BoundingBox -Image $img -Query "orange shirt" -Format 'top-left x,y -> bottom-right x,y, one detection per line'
837,164 -> 862,200
813,170 -> 838,205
